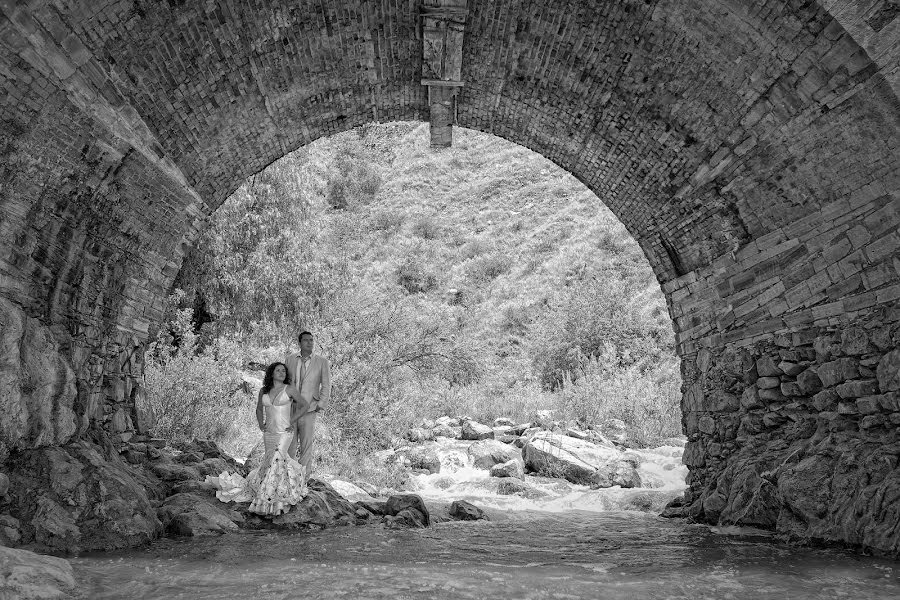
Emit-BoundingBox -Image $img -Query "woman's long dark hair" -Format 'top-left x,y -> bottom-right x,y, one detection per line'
262,362 -> 291,394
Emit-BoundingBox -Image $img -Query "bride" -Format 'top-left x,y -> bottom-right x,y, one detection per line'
210,361 -> 309,516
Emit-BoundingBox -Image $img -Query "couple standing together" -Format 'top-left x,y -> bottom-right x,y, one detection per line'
213,330 -> 331,516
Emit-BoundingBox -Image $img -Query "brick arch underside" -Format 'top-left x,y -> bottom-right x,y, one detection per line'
1,0 -> 899,553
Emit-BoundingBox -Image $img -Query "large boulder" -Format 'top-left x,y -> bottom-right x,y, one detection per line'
384,493 -> 431,527
595,461 -> 642,489
523,432 -> 624,487
460,420 -> 494,440
467,439 -> 521,469
497,478 -> 549,499
0,546 -> 76,599
3,441 -> 162,552
269,478 -> 359,529
688,433 -> 900,555
157,493 -> 242,537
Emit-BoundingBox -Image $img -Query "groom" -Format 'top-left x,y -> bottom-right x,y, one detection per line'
285,330 -> 331,471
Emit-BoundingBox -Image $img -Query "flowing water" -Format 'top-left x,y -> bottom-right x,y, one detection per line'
70,438 -> 900,599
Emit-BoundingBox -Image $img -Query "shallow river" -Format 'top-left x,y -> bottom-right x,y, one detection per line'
70,439 -> 900,599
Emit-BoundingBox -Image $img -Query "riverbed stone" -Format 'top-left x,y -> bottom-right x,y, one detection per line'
400,446 -> 441,474
384,493 -> 430,527
405,427 -> 434,443
460,420 -> 494,440
523,432 -> 621,486
496,478 -> 549,499
449,500 -> 488,521
468,439 -> 520,469
0,546 -> 76,599
432,423 -> 460,438
489,458 -> 525,479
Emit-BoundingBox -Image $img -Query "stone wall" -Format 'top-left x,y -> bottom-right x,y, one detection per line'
679,305 -> 900,553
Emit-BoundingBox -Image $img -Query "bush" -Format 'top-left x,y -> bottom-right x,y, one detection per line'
528,270 -> 673,390
464,253 -> 511,283
554,351 -> 681,445
368,208 -> 405,234
325,149 -> 382,210
411,213 -> 442,239
142,302 -> 247,443
396,258 -> 438,294
459,237 -> 493,259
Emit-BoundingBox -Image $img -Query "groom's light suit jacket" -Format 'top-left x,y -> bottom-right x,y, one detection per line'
284,353 -> 331,413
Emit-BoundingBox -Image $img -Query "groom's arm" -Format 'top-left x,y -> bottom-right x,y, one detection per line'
317,358 -> 331,410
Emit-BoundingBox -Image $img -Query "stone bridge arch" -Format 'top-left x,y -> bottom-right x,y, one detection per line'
1,1 -> 899,553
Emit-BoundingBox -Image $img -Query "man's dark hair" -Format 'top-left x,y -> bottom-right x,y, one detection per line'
298,330 -> 313,342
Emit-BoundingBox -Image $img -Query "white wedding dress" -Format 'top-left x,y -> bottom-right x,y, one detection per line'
209,386 -> 308,516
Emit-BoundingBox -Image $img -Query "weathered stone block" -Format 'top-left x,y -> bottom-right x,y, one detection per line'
837,401 -> 859,415
870,327 -> 892,351
855,396 -> 881,414
741,351 -> 758,383
759,388 -> 787,403
812,389 -> 839,411
698,416 -> 716,435
814,335 -> 837,362
738,412 -> 765,436
706,391 -> 740,412
741,386 -> 764,409
682,441 -> 705,467
840,327 -> 870,355
835,379 -> 880,399
757,376 -> 781,389
860,415 -> 885,430
879,392 -> 900,412
781,382 -> 803,396
816,358 -> 860,387
763,412 -> 787,427
756,356 -> 782,377
797,369 -> 823,395
876,349 -> 900,392
778,361 -> 805,376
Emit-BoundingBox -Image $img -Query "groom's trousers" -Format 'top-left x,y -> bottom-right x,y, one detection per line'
290,411 -> 317,471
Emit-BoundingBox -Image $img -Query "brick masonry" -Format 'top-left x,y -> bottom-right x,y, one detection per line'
0,0 -> 899,549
